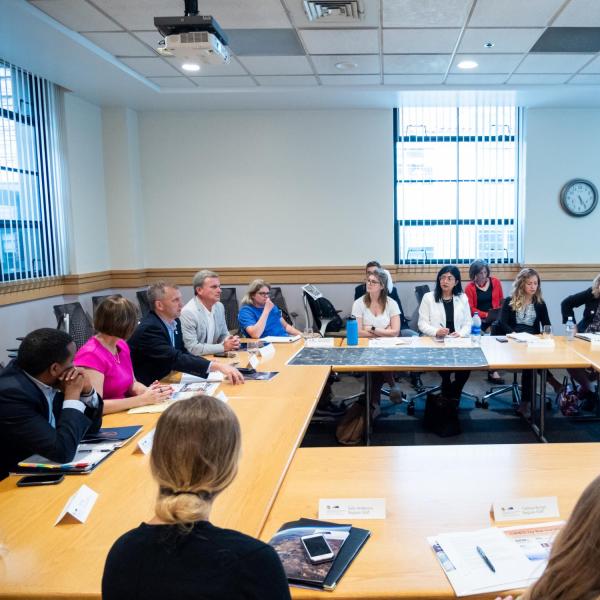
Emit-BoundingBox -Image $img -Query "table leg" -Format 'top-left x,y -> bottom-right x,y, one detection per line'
530,370 -> 548,443
365,372 -> 371,446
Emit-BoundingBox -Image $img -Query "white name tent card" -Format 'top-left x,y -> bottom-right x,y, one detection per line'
319,498 -> 386,520
258,343 -> 276,359
215,391 -> 229,403
492,497 -> 560,523
368,338 -> 412,348
444,337 -> 472,348
136,428 -> 155,455
55,484 -> 98,525
248,354 -> 260,369
305,337 -> 335,348
527,338 -> 555,349
263,335 -> 301,343
207,371 -> 224,382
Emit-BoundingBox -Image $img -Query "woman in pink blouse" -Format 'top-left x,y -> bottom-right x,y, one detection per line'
74,296 -> 171,414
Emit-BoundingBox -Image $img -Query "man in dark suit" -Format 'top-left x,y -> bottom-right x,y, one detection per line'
354,261 -> 417,336
129,281 -> 244,386
0,328 -> 103,479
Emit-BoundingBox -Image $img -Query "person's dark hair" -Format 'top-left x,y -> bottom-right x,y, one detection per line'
469,259 -> 490,281
365,260 -> 381,270
433,265 -> 463,302
94,295 -> 139,340
16,328 -> 74,376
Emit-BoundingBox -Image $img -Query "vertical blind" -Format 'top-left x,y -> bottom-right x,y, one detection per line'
394,105 -> 520,265
0,59 -> 68,283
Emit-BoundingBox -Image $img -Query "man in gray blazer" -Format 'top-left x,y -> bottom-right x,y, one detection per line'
181,270 -> 240,356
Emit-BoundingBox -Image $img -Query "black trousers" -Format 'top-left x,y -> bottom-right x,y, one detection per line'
440,370 -> 471,400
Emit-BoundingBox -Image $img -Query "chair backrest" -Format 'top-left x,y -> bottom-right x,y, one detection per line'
136,290 -> 151,318
53,302 -> 95,349
91,294 -> 113,317
302,291 -> 343,335
270,286 -> 293,325
415,284 -> 431,305
220,287 -> 240,334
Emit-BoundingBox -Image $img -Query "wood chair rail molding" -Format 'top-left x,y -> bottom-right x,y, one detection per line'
0,264 -> 598,307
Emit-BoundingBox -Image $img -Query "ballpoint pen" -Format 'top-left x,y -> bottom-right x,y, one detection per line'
476,545 -> 496,573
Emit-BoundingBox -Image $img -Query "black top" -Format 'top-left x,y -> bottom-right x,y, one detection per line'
354,284 -> 409,329
442,299 -> 455,333
128,311 -> 211,386
102,520 -> 291,600
0,361 -> 103,479
498,297 -> 550,334
561,287 -> 600,332
475,285 -> 493,312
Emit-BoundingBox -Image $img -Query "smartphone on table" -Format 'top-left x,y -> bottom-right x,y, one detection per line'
17,474 -> 65,487
300,533 -> 335,564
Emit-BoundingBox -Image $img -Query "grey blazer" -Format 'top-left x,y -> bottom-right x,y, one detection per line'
180,297 -> 229,356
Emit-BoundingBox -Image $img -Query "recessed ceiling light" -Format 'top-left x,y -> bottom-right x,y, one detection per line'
483,41 -> 494,48
182,63 -> 200,72
334,61 -> 358,71
457,60 -> 478,70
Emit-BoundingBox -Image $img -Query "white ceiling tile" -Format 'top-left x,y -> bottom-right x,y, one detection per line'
450,53 -> 524,73
507,73 -> 571,84
382,0 -> 472,27
88,0 -> 181,30
469,0 -> 566,27
580,55 -> 600,73
119,57 -> 180,76
553,0 -> 600,27
256,75 -> 318,85
459,28 -> 543,53
383,29 -> 460,53
384,74 -> 445,84
569,73 -> 600,84
516,53 -> 595,73
190,76 -> 257,87
148,76 -> 196,88
132,31 -> 163,48
238,56 -> 313,75
311,55 -> 380,75
384,54 -> 451,74
445,73 -> 508,84
166,58 -> 248,76
30,0 -> 120,31
320,75 -> 381,85
83,32 -> 155,56
283,0 -> 380,28
300,29 -> 379,54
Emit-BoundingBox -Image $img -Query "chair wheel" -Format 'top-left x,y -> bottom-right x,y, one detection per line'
407,401 -> 415,416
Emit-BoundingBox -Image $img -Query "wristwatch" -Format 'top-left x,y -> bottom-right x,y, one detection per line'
370,326 -> 376,333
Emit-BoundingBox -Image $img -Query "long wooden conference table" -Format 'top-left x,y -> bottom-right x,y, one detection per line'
1,336 -> 600,599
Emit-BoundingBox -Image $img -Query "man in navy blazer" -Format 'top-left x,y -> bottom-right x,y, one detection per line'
0,328 -> 103,479
129,281 -> 244,386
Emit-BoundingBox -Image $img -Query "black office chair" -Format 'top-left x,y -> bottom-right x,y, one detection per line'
91,294 -> 115,317
136,290 -> 151,318
302,287 -> 345,337
53,302 -> 95,350
270,287 -> 297,326
220,287 -> 240,334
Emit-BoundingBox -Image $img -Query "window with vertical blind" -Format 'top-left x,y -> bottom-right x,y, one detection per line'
394,106 -> 520,265
0,59 -> 68,282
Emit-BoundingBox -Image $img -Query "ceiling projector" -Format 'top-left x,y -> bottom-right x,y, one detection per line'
154,1 -> 230,66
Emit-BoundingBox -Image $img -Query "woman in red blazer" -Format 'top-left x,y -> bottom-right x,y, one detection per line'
465,260 -> 504,384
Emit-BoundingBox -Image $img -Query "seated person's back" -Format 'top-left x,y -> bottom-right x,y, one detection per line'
102,394 -> 290,600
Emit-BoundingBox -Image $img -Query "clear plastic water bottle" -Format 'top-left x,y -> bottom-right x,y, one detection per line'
346,315 -> 358,346
565,316 -> 575,341
471,311 -> 482,345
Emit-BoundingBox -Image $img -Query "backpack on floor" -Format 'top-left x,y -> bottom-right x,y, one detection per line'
336,402 -> 364,445
423,392 -> 461,437
557,376 -> 580,417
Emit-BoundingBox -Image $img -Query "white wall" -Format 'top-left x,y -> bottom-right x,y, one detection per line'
524,108 -> 600,263
137,109 -> 393,268
63,94 -> 110,273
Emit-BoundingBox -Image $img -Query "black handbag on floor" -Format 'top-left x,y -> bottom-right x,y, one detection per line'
423,392 -> 461,437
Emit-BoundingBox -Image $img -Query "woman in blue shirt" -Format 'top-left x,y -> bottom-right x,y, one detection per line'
238,279 -> 302,339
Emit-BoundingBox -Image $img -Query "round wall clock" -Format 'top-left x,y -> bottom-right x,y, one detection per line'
560,179 -> 598,217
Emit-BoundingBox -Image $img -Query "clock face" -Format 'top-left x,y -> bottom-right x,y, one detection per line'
560,179 -> 598,217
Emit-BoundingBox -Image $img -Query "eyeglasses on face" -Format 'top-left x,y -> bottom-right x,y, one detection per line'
366,278 -> 381,286
256,291 -> 271,297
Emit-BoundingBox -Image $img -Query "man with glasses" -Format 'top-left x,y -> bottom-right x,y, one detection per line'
0,328 -> 103,479
354,261 -> 417,337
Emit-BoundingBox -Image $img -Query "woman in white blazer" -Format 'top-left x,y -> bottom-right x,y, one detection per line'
418,265 -> 473,399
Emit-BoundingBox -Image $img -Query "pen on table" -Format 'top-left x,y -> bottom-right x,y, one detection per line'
476,545 -> 496,573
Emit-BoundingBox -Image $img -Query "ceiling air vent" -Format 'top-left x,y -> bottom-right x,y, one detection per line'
303,0 -> 364,22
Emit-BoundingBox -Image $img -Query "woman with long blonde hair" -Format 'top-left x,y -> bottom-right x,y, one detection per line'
498,268 -> 562,415
102,394 -> 290,599
496,473 -> 600,600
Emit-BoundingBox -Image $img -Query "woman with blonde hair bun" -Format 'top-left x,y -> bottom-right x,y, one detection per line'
495,473 -> 600,600
102,394 -> 290,599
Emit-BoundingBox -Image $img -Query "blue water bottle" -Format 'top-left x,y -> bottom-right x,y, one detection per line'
346,315 -> 358,346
